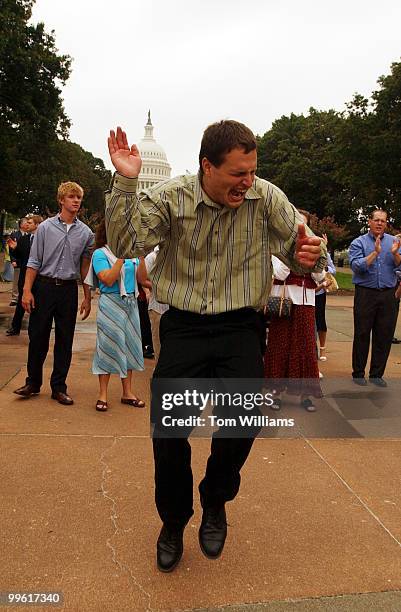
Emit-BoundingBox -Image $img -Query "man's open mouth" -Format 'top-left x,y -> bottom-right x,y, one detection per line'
229,189 -> 246,201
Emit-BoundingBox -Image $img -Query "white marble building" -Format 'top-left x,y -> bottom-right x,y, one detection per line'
137,111 -> 171,191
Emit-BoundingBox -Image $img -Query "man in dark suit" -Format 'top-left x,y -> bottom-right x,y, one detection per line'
9,217 -> 29,306
6,215 -> 42,336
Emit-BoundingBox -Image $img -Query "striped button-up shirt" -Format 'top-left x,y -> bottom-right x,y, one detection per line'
105,173 -> 326,314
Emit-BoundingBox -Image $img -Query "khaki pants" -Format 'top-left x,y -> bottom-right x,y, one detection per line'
11,267 -> 20,300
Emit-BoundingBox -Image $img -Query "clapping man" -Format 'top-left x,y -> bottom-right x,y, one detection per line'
349,209 -> 401,387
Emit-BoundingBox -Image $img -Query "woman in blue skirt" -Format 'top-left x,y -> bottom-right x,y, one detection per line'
87,220 -> 144,411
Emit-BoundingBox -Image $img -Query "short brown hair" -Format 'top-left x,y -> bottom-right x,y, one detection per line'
26,214 -> 43,226
199,120 -> 256,173
57,181 -> 84,203
95,219 -> 107,249
369,209 -> 387,219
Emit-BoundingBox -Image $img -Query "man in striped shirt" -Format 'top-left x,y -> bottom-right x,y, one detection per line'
105,120 -> 325,572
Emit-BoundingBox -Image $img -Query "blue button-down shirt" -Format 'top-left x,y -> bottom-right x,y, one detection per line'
27,215 -> 94,279
349,232 -> 401,288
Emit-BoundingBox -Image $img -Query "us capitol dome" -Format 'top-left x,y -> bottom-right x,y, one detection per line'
137,111 -> 171,191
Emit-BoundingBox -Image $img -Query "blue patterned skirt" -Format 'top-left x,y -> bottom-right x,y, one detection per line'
92,293 -> 144,377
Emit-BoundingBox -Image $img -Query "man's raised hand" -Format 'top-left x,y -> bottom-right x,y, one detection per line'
295,224 -> 322,268
108,127 -> 142,178
391,237 -> 401,255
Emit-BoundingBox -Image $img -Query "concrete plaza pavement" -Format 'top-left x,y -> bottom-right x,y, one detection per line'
0,283 -> 400,612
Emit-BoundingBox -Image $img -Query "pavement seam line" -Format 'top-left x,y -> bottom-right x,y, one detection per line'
185,588 -> 401,612
304,438 -> 401,549
0,366 -> 21,390
100,436 -> 153,611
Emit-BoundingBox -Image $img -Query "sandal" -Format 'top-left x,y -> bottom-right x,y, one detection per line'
96,399 -> 108,412
301,398 -> 316,413
121,397 -> 146,408
270,398 -> 282,411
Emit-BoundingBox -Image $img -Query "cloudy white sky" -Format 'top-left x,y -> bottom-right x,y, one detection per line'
32,0 -> 400,176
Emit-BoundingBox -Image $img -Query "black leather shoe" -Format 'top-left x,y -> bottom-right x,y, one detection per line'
392,337 -> 401,344
369,377 -> 387,388
14,384 -> 40,397
352,377 -> 367,386
51,391 -> 74,405
199,505 -> 227,559
6,328 -> 20,336
156,525 -> 184,572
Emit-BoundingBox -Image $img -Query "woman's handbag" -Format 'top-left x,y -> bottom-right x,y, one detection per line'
264,282 -> 293,319
324,272 -> 338,293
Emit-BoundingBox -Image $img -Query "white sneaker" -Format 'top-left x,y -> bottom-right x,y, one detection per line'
319,371 -> 324,379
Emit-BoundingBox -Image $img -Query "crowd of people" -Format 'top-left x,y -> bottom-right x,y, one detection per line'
3,118 -> 401,574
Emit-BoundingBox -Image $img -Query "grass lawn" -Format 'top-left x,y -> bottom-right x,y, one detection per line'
335,271 -> 354,290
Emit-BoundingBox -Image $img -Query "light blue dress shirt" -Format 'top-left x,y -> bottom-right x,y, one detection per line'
349,232 -> 401,288
27,215 -> 94,279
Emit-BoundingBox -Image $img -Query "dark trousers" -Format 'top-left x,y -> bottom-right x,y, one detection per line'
352,285 -> 398,379
11,290 -> 26,332
138,296 -> 153,350
11,270 -> 28,332
152,307 -> 265,530
26,279 -> 78,393
315,291 -> 327,332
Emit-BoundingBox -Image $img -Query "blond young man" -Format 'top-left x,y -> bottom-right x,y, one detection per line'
14,182 -> 94,405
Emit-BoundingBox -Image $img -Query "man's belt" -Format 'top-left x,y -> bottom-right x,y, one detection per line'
37,275 -> 77,286
356,285 -> 394,292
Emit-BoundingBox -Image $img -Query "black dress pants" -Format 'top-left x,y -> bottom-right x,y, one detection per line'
11,291 -> 26,332
26,279 -> 78,393
352,285 -> 398,379
138,295 -> 154,351
152,307 -> 265,530
11,272 -> 28,333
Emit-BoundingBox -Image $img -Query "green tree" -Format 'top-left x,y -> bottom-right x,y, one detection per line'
335,61 -> 401,227
40,141 -> 111,217
257,61 -> 401,233
309,214 -> 351,253
0,0 -> 71,213
0,1 -> 111,219
257,109 -> 349,223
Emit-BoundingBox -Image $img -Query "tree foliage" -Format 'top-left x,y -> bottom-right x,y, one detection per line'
309,214 -> 351,252
0,0 -> 71,135
0,0 -> 110,218
257,60 -> 401,235
257,109 -> 348,222
40,141 -> 111,217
